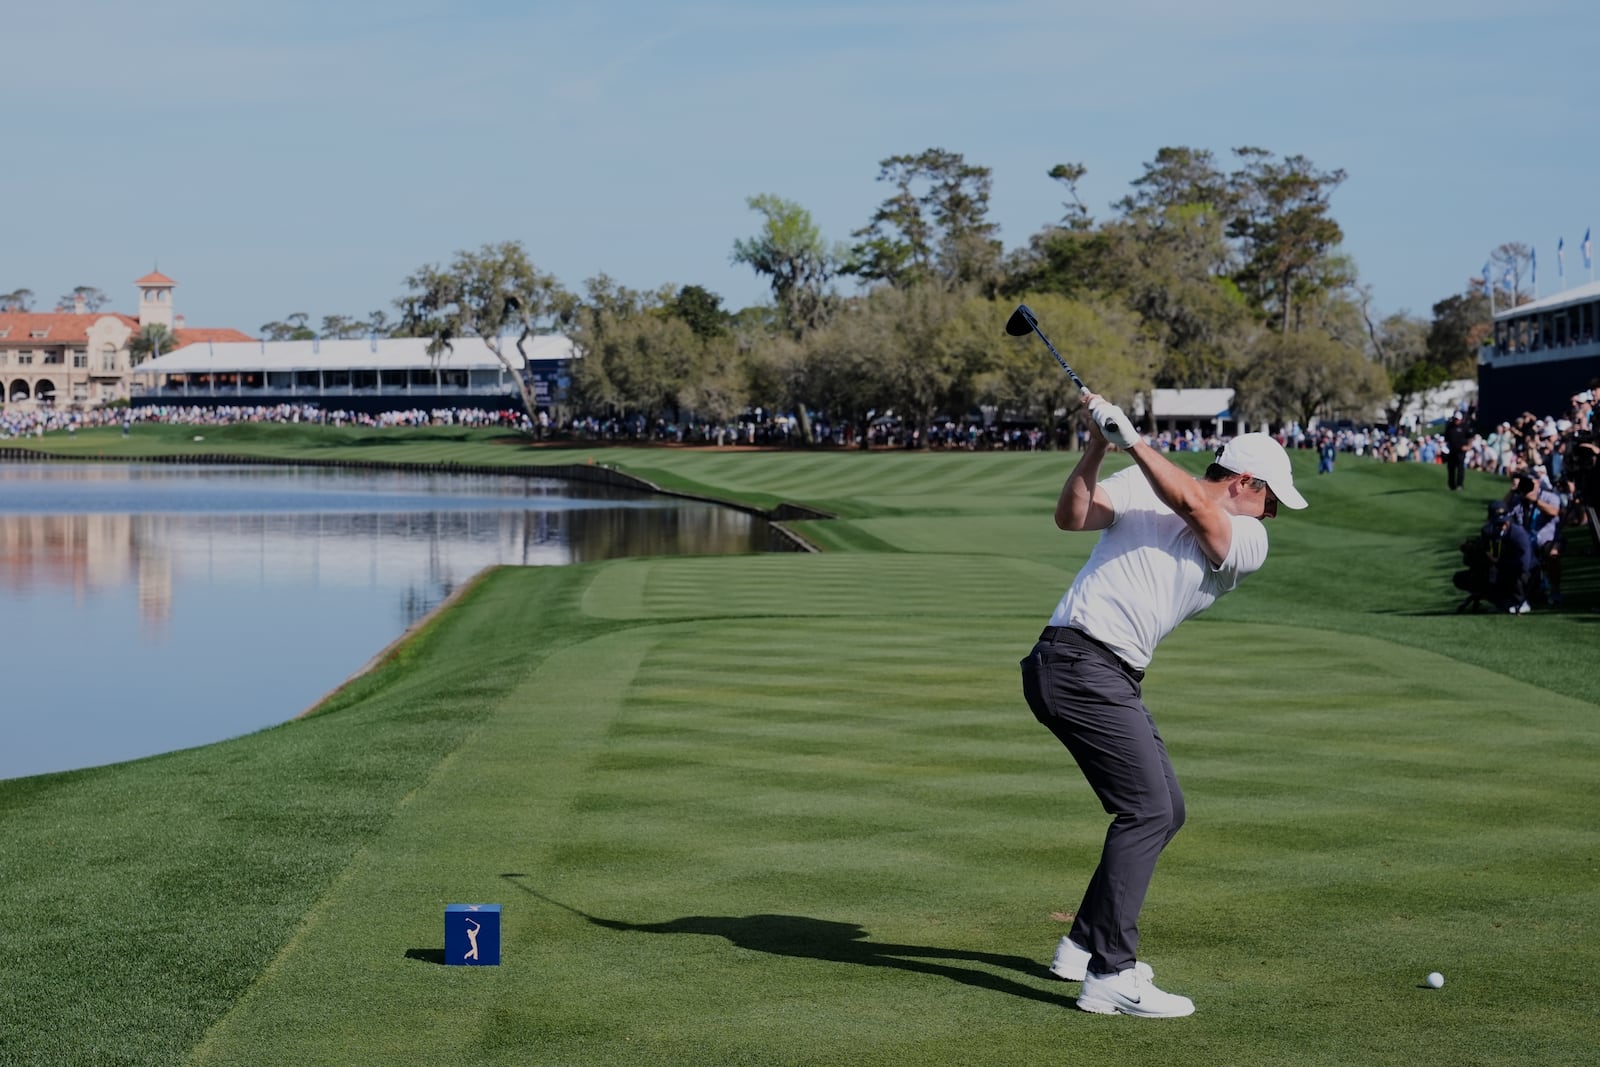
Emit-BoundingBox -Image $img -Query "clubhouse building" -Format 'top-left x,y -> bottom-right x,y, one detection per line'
0,272 -> 251,409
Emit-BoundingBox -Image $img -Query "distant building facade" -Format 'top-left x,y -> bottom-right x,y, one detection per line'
0,272 -> 251,409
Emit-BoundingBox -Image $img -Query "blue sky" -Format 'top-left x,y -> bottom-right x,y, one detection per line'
6,1 -> 1596,333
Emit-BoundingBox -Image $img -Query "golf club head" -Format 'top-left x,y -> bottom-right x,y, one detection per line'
1005,304 -> 1038,337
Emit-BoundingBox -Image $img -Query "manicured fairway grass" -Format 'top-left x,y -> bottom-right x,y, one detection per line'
3,430 -> 1598,1065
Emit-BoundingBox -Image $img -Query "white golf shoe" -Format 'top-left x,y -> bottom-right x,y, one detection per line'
1077,966 -> 1195,1018
1048,936 -> 1154,982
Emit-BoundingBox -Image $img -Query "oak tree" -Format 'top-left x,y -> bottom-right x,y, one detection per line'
398,241 -> 573,424
731,195 -> 844,340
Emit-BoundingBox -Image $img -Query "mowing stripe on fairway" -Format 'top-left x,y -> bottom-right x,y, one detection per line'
185,560 -> 1600,1066
190,624 -> 654,1064
579,552 -> 1066,621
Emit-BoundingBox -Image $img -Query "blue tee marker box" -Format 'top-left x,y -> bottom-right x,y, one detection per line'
444,904 -> 502,966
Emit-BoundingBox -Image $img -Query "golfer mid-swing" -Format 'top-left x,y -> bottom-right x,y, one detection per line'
1021,394 -> 1306,1018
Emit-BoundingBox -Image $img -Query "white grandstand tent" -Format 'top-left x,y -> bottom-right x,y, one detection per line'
1131,388 -> 1245,436
133,334 -> 577,412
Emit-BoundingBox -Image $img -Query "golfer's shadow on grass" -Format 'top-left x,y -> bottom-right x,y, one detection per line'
500,874 -> 1074,1008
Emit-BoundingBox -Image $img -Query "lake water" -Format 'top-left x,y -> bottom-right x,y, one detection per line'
0,463 -> 782,780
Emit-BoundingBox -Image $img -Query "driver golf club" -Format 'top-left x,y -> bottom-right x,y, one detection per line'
1004,304 -> 1119,434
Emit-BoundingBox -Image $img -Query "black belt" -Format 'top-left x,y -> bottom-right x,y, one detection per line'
1038,626 -> 1145,682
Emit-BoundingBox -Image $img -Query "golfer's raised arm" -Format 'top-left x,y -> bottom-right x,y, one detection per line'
1123,441 -> 1233,566
1055,433 -> 1115,531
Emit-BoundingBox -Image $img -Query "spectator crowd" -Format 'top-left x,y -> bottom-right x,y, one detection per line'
1,403 -> 533,439
4,383 -> 1596,612
1447,387 -> 1597,614
1,386 -> 1595,520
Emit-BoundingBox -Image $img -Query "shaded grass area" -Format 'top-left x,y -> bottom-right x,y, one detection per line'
2,432 -> 1598,1065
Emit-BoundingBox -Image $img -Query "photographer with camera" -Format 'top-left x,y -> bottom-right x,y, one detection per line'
1505,469 -> 1563,603
1455,501 -> 1537,613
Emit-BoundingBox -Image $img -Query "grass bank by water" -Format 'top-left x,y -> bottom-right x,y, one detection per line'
2,428 -> 1597,1065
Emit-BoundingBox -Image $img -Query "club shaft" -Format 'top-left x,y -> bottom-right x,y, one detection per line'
1026,320 -> 1119,434
1032,328 -> 1088,392
1010,305 -> 1120,434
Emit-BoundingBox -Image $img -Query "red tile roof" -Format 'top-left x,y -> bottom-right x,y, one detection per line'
0,312 -> 138,343
135,271 -> 176,286
175,327 -> 254,345
0,312 -> 254,345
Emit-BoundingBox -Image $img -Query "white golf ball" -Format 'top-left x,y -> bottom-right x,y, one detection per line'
1426,971 -> 1445,989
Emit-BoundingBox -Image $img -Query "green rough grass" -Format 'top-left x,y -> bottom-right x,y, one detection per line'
3,432 -> 1598,1066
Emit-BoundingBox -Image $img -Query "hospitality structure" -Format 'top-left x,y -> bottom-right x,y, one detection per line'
1131,388 -> 1243,439
134,333 -> 577,414
1481,280 -> 1600,425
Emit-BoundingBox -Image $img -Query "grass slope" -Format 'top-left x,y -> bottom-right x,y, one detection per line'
2,433 -> 1597,1065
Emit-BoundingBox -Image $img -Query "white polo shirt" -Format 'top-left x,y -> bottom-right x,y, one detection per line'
1047,467 -> 1269,669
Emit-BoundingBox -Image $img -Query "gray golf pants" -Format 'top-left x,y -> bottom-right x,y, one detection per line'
1020,627 -> 1185,976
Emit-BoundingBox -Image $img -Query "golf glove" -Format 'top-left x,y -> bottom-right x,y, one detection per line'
1089,398 -> 1140,450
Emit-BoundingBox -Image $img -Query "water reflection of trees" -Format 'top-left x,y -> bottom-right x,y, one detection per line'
561,505 -> 787,562
0,504 -> 788,600
3,467 -> 793,633
150,505 -> 784,627
1,468 -> 799,778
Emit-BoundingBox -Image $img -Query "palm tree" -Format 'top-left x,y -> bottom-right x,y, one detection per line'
128,323 -> 180,365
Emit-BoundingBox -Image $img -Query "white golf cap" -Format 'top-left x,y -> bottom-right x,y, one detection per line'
1215,433 -> 1308,510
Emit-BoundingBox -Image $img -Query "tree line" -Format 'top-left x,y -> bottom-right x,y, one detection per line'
1,286 -> 112,313
9,144 -> 1497,442
378,145 -> 1496,442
